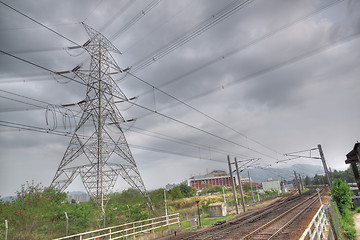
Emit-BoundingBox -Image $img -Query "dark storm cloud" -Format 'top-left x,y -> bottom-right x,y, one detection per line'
1,0 -> 359,196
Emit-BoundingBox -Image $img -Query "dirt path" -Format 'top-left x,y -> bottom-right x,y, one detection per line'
354,213 -> 360,240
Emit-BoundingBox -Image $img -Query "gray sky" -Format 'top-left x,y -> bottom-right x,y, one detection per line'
1,0 -> 359,197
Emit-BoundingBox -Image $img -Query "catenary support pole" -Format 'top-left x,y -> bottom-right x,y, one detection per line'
222,186 -> 227,212
234,157 -> 246,213
248,170 -> 255,203
164,189 -> 169,226
318,144 -> 332,189
294,171 -> 301,194
228,155 -> 239,214
299,174 -> 304,191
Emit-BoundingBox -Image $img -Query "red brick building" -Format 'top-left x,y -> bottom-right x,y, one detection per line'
186,170 -> 238,190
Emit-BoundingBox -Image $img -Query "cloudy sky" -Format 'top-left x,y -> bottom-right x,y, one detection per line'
0,0 -> 359,197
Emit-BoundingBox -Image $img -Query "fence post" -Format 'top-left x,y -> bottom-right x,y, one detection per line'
4,220 -> 8,240
313,219 -> 320,240
64,212 -> 69,236
308,228 -> 313,240
133,223 -> 136,239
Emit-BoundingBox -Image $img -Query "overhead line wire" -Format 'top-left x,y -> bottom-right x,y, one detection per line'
0,0 -> 342,160
0,50 -> 269,160
128,71 -> 282,157
119,0 -> 254,77
0,120 -> 227,163
110,0 -> 162,40
0,88 -> 251,159
122,0 -> 195,54
0,1 -> 81,48
133,28 -> 360,130
123,123 -> 252,159
4,1 -> 351,162
133,0 -> 343,98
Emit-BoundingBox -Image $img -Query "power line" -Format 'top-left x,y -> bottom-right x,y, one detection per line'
0,50 -> 272,160
128,98 -> 280,161
0,1 -> 81,48
110,0 -> 162,40
0,87 -> 253,160
0,86 -> 253,159
122,0 -> 195,54
128,71 -> 282,157
119,0 -> 254,77
3,22 -> 359,162
0,120 -> 227,163
133,0 -> 343,98
132,28 -> 360,130
97,0 -> 137,33
123,123 -> 252,159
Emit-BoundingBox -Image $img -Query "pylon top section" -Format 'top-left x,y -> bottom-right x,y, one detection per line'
82,23 -> 122,55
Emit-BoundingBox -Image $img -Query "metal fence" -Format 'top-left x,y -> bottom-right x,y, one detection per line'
299,204 -> 329,240
53,213 -> 180,240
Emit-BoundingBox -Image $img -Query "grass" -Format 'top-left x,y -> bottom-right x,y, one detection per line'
340,208 -> 356,240
200,213 -> 236,226
180,213 -> 236,230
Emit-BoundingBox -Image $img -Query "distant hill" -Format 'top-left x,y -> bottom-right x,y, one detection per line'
241,164 -> 325,184
1,191 -> 90,203
1,195 -> 16,202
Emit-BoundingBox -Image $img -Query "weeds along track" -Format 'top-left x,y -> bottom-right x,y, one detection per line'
178,189 -> 321,240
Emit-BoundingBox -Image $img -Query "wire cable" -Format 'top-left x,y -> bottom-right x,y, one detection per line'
110,0 -> 162,40
119,0 -> 254,78
0,50 -> 271,160
0,1 -> 82,48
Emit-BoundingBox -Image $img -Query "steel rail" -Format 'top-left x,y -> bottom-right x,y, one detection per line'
179,194 -> 294,240
180,191 -> 314,240
240,192 -> 321,240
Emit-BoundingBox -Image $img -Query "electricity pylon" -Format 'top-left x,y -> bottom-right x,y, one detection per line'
51,23 -> 152,210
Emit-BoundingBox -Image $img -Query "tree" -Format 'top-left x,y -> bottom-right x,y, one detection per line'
168,186 -> 183,200
304,176 -> 311,186
179,184 -> 196,197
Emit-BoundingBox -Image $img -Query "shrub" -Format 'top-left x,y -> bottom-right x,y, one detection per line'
331,178 -> 352,215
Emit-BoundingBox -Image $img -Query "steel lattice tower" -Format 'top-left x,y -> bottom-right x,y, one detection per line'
51,24 -> 152,209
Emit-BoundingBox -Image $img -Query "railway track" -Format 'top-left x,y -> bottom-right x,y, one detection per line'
174,189 -> 323,240
239,193 -> 319,239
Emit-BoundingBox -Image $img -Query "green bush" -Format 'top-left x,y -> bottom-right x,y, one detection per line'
331,178 -> 352,215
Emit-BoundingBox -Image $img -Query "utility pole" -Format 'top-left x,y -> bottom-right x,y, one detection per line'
294,171 -> 301,194
127,205 -> 131,222
164,189 -> 169,225
256,186 -> 260,201
234,158 -> 246,213
299,174 -> 304,191
318,144 -> 332,189
248,171 -> 255,203
227,155 -> 239,214
222,186 -> 227,213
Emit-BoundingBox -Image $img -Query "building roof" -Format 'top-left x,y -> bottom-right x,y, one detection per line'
345,143 -> 360,164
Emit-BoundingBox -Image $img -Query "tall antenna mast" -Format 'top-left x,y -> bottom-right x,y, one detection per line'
51,23 -> 152,209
